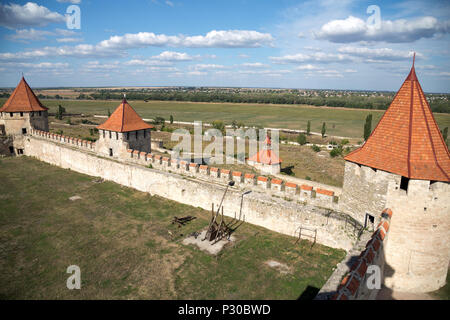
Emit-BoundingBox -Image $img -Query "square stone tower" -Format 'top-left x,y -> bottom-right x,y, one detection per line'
0,76 -> 49,136
95,96 -> 153,158
0,76 -> 49,155
340,55 -> 450,293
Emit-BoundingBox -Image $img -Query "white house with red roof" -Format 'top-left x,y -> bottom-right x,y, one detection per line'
246,135 -> 282,174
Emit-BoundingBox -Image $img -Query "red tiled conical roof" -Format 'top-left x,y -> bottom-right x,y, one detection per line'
0,77 -> 47,112
247,135 -> 282,165
345,56 -> 450,182
96,97 -> 153,132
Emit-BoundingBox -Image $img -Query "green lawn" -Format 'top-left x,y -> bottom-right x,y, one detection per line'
4,98 -> 448,138
0,156 -> 345,299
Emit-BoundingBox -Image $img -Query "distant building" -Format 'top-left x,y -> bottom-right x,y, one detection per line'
247,135 -> 282,174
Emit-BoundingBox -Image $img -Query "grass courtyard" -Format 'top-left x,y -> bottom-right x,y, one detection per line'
0,156 -> 345,299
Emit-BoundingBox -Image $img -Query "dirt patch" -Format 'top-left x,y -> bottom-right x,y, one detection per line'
182,230 -> 235,255
265,260 -> 292,274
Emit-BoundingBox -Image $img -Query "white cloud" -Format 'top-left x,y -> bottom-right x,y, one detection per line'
0,61 -> 70,71
152,51 -> 195,61
57,0 -> 82,3
1,29 -> 272,61
295,64 -> 321,70
314,15 -> 450,43
56,37 -> 84,43
192,64 -> 226,71
7,27 -> 81,42
337,47 -> 417,61
123,51 -> 196,67
241,62 -> 268,68
187,71 -> 207,76
165,1 -> 174,7
7,28 -> 54,41
124,59 -> 173,66
0,2 -> 65,28
97,30 -> 273,49
270,52 -> 351,64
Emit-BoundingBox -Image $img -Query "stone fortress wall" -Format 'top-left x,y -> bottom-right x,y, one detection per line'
21,128 -> 450,294
26,128 -> 363,251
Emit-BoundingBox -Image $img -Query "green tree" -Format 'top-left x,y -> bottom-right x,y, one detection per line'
56,104 -> 65,120
364,114 -> 373,141
306,120 -> 311,135
442,127 -> 448,142
297,133 -> 307,145
170,115 -> 174,124
107,109 -> 111,117
321,122 -> 326,138
212,120 -> 225,134
231,120 -> 238,129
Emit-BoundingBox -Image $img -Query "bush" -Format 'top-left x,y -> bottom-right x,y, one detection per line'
341,139 -> 349,145
330,146 -> 343,158
311,145 -> 320,152
297,133 -> 307,145
329,149 -> 339,157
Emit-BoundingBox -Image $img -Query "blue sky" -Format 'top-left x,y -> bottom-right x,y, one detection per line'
0,0 -> 449,92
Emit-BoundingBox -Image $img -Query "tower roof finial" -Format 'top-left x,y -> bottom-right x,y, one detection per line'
412,52 -> 416,68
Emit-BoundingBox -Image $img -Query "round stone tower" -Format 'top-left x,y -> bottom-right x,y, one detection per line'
340,56 -> 450,293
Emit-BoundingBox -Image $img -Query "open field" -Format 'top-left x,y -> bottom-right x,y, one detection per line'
3,98 -> 448,139
0,157 -> 345,299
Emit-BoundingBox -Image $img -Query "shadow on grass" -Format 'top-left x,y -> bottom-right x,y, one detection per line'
297,285 -> 320,300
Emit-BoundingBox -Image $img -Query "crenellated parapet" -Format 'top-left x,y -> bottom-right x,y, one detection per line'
30,128 -> 95,151
124,149 -> 339,210
332,208 -> 393,300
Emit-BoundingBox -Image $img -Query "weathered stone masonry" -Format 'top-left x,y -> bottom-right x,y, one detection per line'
24,132 -> 360,251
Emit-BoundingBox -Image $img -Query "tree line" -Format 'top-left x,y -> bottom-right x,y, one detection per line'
85,91 -> 450,113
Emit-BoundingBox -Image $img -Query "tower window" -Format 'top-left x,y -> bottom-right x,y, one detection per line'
102,130 -> 105,138
9,146 -> 14,154
136,130 -> 139,138
400,176 -> 410,191
126,132 -> 129,140
109,131 -> 111,139
22,128 -> 27,134
109,148 -> 113,157
10,113 -> 13,117
364,213 -> 375,231
39,111 -> 41,116
20,112 -> 23,117
116,132 -> 118,140
144,130 -> 146,138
